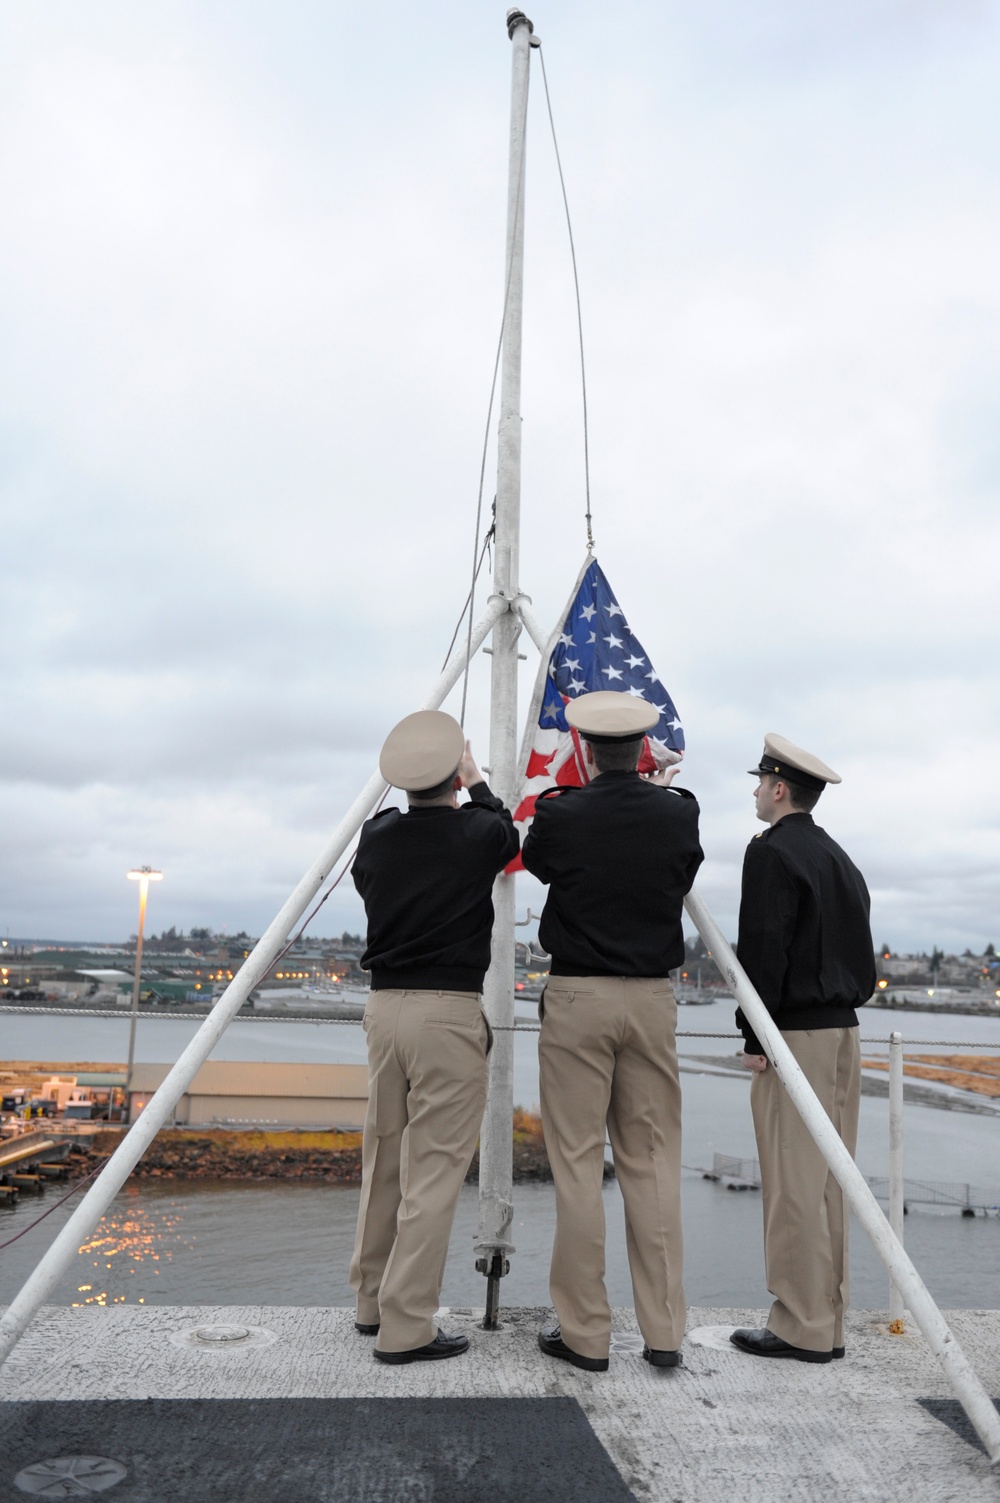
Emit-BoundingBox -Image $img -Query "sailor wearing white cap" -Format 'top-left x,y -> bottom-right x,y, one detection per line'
522,691 -> 703,1372
730,733 -> 876,1365
349,710 -> 518,1363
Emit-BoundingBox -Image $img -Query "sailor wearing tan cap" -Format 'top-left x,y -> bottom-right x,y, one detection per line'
522,691 -> 703,1372
349,710 -> 518,1363
730,733 -> 876,1365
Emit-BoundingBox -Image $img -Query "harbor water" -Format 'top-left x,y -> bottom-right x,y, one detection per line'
1,1004 -> 998,1313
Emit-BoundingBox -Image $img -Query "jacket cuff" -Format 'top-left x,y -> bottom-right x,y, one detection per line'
735,1007 -> 764,1058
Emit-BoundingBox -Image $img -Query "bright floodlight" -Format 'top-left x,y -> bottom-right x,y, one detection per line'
125,867 -> 163,1095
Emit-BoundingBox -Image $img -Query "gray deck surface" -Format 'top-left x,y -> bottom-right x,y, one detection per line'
1,1305 -> 998,1501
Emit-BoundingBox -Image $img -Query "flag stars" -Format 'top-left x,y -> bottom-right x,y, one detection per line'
580,603 -> 597,621
607,603 -> 624,618
602,666 -> 624,681
564,658 -> 581,671
645,670 -> 660,684
625,654 -> 645,670
558,632 -> 574,647
603,634 -> 624,650
627,685 -> 647,699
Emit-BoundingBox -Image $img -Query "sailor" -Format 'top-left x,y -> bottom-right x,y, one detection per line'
730,733 -> 876,1364
522,690 -> 703,1372
349,709 -> 518,1364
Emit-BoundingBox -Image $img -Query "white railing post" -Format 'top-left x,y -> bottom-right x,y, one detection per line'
683,886 -> 1000,1466
0,595 -> 507,1371
888,1030 -> 905,1330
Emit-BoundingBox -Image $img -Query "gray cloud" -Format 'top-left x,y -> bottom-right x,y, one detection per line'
1,1 -> 999,955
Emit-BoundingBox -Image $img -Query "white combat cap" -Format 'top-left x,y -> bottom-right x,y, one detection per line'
748,732 -> 842,793
565,690 -> 658,743
379,710 -> 465,792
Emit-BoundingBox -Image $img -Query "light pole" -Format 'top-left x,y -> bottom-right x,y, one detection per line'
125,867 -> 162,1109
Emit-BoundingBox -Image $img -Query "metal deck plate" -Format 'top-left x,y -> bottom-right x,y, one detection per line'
0,1396 -> 637,1503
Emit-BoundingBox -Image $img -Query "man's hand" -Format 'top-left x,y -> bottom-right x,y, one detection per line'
458,740 -> 483,790
643,741 -> 682,788
642,766 -> 680,788
741,1053 -> 768,1073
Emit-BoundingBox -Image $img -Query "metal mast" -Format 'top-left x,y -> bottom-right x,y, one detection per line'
475,6 -> 535,1327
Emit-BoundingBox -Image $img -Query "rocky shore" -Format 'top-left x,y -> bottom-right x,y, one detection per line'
60,1117 -> 600,1186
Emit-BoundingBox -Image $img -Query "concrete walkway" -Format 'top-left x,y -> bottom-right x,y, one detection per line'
2,1305 -> 997,1500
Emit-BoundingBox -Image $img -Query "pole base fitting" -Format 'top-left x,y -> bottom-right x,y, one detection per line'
475,1255 -> 511,1277
478,1251 -> 510,1330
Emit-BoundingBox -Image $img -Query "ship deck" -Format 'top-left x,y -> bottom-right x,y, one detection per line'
1,1304 -> 997,1500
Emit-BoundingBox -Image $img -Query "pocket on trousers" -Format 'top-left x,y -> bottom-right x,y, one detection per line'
424,1015 -> 491,1057
425,1016 -> 483,1030
538,979 -> 592,1004
543,984 -> 595,1005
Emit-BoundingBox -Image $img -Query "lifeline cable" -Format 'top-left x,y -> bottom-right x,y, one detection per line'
0,1161 -> 105,1252
3,1007 -> 1000,1050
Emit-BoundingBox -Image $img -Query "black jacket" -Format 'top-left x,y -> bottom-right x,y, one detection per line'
735,812 -> 876,1054
353,781 -> 519,992
522,771 -> 703,977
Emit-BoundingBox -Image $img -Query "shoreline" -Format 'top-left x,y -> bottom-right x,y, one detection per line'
54,1125 -> 581,1186
683,1052 -> 1000,1117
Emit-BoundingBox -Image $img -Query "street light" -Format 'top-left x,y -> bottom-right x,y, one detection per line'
125,867 -> 163,1104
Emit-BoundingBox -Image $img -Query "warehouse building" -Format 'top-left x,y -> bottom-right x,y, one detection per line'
127,1061 -> 368,1128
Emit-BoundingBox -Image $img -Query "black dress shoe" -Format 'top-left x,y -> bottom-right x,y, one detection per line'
642,1345 -> 683,1368
373,1329 -> 469,1365
538,1324 -> 609,1373
355,1321 -> 380,1335
730,1327 -> 833,1364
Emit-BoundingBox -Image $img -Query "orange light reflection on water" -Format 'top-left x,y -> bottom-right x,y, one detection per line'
71,1187 -> 190,1308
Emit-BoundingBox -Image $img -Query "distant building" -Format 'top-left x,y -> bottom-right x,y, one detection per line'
126,1061 -> 368,1128
879,958 -> 925,978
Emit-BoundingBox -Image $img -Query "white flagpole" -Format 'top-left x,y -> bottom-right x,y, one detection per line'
475,7 -> 535,1326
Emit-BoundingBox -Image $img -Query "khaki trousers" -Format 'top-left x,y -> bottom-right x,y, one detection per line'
751,1026 -> 861,1352
538,975 -> 685,1361
349,989 -> 489,1353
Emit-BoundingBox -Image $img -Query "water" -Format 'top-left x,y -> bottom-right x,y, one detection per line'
1,1005 -> 998,1312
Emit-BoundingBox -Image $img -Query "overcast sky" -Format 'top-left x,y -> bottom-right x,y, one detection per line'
2,1 -> 999,956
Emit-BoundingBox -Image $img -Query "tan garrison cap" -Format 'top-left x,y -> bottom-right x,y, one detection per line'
749,732 -> 842,794
379,710 -> 465,792
565,690 -> 658,743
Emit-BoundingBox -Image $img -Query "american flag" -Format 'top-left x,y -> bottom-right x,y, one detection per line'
507,558 -> 684,869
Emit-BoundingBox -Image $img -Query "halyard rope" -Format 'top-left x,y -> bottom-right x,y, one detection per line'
538,43 -> 593,553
